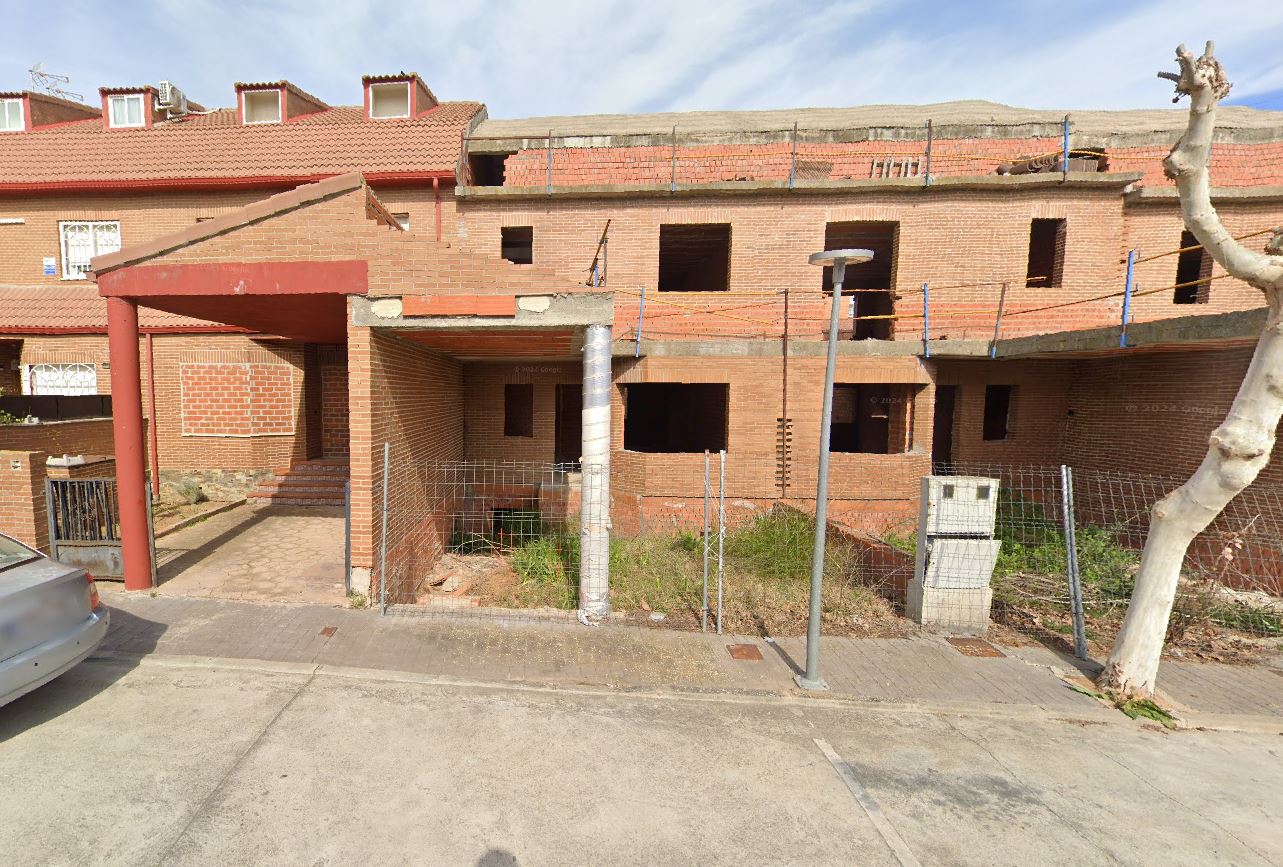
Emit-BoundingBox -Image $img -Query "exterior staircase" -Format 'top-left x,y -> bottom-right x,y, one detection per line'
247,458 -> 348,507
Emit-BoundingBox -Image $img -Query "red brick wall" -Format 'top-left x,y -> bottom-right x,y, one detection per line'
934,359 -> 1075,467
178,361 -> 295,437
0,418 -> 116,456
0,186 -> 459,289
463,361 -> 580,463
0,449 -> 48,550
347,322 -> 464,588
454,187 -> 1146,341
321,362 -> 350,457
1063,347 -> 1283,488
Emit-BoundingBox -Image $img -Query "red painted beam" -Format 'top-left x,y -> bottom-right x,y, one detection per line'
97,260 -> 368,298
106,297 -> 154,591
0,171 -> 455,196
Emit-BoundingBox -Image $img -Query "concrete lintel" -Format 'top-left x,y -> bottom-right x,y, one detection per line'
987,308 -> 1267,359
353,292 -> 614,329
457,172 -> 1141,203
620,337 -> 990,359
1125,184 -> 1283,205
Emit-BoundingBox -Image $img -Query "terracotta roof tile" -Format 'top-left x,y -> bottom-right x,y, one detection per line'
0,101 -> 481,186
0,285 -> 227,332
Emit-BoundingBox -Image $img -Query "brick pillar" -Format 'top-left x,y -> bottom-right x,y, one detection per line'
0,450 -> 50,551
107,297 -> 154,590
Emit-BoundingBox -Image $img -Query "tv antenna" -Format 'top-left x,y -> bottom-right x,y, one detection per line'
28,62 -> 84,102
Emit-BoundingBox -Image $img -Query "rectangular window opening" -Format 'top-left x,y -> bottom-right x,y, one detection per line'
1025,218 -> 1066,288
821,221 -> 899,340
242,89 -> 282,124
623,383 -> 728,453
829,383 -> 917,454
658,224 -> 731,292
501,226 -> 533,264
1,97 -> 23,131
503,384 -> 535,437
500,382 -> 531,436
59,220 -> 122,280
468,153 -> 510,187
391,213 -> 411,231
108,94 -> 145,128
982,385 -> 1014,441
369,81 -> 411,119
1174,230 -> 1212,304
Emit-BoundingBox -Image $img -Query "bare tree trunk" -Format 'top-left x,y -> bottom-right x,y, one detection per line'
1099,43 -> 1283,698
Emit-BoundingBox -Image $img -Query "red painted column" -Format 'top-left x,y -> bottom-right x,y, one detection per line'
107,297 -> 154,590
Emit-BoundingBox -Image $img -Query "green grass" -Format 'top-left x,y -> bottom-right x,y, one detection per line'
496,508 -> 901,635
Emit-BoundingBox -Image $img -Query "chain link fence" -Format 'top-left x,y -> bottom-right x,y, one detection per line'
371,449 -> 1283,660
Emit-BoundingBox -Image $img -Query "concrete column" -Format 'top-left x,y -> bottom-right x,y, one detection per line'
106,297 -> 154,591
578,323 -> 611,619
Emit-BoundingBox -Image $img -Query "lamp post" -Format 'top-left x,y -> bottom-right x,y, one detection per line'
797,248 -> 874,690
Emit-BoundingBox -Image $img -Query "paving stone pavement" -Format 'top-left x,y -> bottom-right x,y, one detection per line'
91,589 -> 1282,726
153,504 -> 347,605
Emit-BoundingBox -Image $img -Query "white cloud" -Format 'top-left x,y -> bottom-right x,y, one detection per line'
2,0 -> 1280,117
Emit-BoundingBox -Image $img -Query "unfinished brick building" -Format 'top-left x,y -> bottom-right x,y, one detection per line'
1,77 -> 1280,603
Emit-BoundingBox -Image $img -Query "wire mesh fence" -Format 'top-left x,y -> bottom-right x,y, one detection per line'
372,450 -> 1283,660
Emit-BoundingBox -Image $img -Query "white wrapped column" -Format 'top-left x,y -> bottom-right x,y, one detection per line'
579,323 -> 612,619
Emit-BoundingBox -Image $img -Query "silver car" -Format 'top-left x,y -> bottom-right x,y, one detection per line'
0,533 -> 110,708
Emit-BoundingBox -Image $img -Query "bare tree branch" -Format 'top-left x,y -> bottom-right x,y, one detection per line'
1099,43 -> 1283,698
1161,41 -> 1283,297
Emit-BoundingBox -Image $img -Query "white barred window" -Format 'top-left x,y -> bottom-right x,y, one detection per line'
59,220 -> 121,279
23,362 -> 98,396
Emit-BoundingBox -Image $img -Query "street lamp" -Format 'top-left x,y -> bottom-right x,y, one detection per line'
797,248 -> 874,690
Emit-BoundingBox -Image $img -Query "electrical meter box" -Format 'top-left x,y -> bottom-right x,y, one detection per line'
921,476 -> 999,536
908,475 -> 1002,632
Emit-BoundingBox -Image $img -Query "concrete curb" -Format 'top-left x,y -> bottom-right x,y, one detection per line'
153,498 -> 247,540
85,650 -> 1135,729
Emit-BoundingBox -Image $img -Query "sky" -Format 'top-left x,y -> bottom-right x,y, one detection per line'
2,0 -> 1281,118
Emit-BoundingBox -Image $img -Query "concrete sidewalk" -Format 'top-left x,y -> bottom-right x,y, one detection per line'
97,590 -> 1283,730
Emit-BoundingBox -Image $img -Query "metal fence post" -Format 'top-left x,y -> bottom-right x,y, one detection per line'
921,282 -> 931,357
343,479 -> 352,595
379,442 -> 390,615
1120,248 -> 1136,348
924,118 -> 933,187
545,129 -> 554,196
716,448 -> 726,636
635,284 -> 646,357
702,449 -> 710,633
1061,114 -> 1070,182
1060,464 -> 1089,659
789,121 -> 798,191
670,125 -> 677,193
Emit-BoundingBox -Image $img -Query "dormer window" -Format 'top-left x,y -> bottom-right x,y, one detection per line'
107,94 -> 146,128
369,81 -> 410,119
242,89 -> 282,124
1,97 -> 23,132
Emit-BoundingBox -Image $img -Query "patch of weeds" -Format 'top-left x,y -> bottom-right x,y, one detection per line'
1118,697 -> 1178,729
347,591 -> 368,609
175,478 -> 207,505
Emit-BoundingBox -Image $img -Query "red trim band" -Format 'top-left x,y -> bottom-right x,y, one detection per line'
0,170 -> 456,194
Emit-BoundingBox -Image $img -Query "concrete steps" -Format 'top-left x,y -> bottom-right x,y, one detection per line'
248,459 -> 348,507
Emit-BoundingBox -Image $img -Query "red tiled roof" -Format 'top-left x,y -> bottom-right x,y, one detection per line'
0,101 -> 481,188
0,285 -> 234,332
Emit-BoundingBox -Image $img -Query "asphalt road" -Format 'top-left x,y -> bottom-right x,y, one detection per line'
1,655 -> 1280,866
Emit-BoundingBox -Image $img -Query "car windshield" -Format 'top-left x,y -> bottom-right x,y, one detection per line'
0,535 -> 40,570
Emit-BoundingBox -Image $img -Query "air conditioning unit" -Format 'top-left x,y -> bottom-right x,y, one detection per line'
157,80 -> 188,116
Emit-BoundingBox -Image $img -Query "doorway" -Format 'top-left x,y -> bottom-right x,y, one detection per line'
554,384 -> 583,466
932,385 -> 956,470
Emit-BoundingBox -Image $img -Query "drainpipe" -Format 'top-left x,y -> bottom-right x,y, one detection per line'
433,176 -> 442,242
106,297 -> 154,591
579,323 -> 612,621
146,332 -> 160,499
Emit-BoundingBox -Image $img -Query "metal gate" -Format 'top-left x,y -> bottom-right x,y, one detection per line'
44,477 -> 153,581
